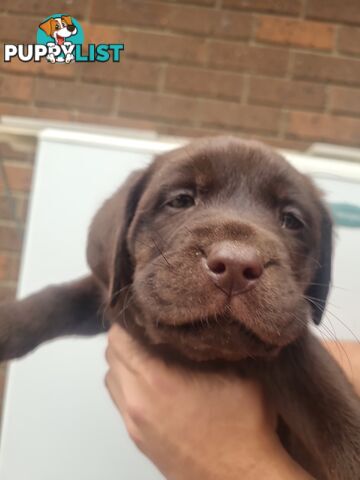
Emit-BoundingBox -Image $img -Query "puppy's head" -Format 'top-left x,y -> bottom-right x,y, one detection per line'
39,16 -> 77,44
110,137 -> 332,362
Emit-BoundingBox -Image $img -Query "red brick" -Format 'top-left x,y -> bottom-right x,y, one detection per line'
90,1 -> 212,35
165,65 -> 243,100
80,23 -> 124,45
0,142 -> 34,162
196,99 -> 281,133
252,135 -> 311,151
256,17 -> 334,50
0,253 -> 20,282
153,0 -> 216,5
2,163 -> 33,193
15,196 -> 29,223
0,15 -> 37,43
248,77 -> 326,110
157,124 -> 220,139
0,101 -> 76,122
1,57 -> 77,80
0,75 -> 34,103
293,53 -> 360,86
328,86 -> 360,116
0,194 -> 29,223
338,26 -> 360,56
286,112 -> 360,146
3,0 -> 88,19
117,89 -> 197,123
75,112 -> 162,132
212,11 -> 253,40
0,285 -> 17,302
81,59 -> 161,90
306,0 -> 360,25
223,0 -> 301,15
34,79 -> 115,113
32,106 -> 75,122
0,195 -> 29,223
0,197 -> 13,221
0,224 -> 23,251
0,103 -> 34,118
90,1 -> 251,39
208,41 -> 288,76
82,26 -> 207,65
120,30 -> 207,66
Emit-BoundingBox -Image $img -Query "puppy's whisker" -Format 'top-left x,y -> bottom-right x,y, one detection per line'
299,281 -> 350,292
118,298 -> 134,330
305,296 -> 360,344
110,283 -> 131,299
116,287 -> 134,323
324,309 -> 360,344
134,238 -> 154,249
305,295 -> 340,310
317,322 -> 354,376
97,300 -> 110,330
294,253 -> 322,267
150,236 -> 173,269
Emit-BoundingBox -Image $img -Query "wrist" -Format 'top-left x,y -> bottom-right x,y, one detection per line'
166,434 -> 312,480
256,437 -> 313,480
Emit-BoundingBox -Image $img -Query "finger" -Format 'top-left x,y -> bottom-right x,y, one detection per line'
105,368 -> 125,414
106,345 -> 149,416
107,324 -> 157,375
105,369 -> 146,453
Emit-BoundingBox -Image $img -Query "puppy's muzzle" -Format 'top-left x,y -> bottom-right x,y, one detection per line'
202,242 -> 263,296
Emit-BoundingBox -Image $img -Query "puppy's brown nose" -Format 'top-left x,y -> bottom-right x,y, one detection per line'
67,24 -> 76,32
204,242 -> 263,296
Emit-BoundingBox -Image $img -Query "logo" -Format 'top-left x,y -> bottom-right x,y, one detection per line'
3,14 -> 124,64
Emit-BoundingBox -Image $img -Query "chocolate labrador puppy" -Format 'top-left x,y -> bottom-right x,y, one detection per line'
0,136 -> 359,479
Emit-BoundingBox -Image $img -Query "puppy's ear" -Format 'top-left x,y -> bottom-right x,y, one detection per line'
39,18 -> 54,36
61,15 -> 73,26
109,170 -> 150,307
306,205 -> 333,325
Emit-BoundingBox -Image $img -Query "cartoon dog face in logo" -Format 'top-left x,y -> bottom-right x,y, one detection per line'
39,16 -> 77,45
39,15 -> 77,63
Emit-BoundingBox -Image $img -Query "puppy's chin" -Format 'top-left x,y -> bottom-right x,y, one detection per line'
143,317 -> 281,362
130,308 -> 309,362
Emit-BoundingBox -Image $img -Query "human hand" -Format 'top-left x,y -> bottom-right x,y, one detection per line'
105,324 -> 311,480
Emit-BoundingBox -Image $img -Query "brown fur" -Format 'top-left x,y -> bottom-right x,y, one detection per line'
0,137 -> 359,479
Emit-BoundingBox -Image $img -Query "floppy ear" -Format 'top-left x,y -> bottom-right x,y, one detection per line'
305,205 -> 333,325
109,170 -> 150,307
39,18 -> 54,36
61,15 -> 73,26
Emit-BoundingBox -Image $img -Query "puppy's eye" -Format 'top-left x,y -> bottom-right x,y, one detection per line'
167,194 -> 195,209
281,211 -> 304,230
55,24 -> 60,29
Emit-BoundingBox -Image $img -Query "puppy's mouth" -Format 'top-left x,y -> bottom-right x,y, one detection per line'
56,35 -> 65,45
155,315 -> 280,355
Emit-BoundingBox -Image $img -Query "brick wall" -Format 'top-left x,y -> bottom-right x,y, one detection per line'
1,0 -> 360,404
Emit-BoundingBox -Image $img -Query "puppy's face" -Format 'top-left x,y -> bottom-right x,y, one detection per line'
112,137 -> 332,362
39,16 -> 77,44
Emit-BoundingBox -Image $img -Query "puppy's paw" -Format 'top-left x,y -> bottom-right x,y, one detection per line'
65,53 -> 75,64
46,54 -> 56,64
